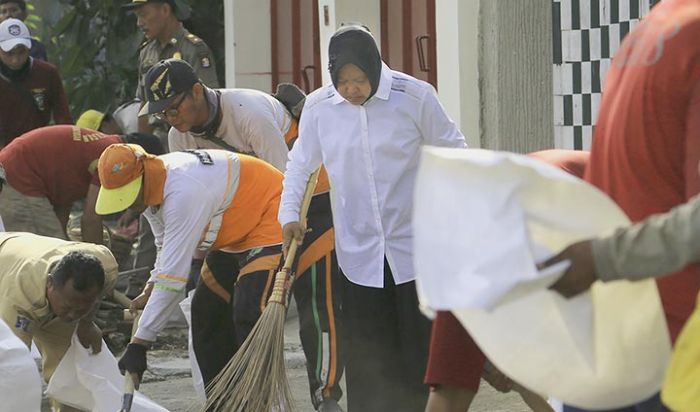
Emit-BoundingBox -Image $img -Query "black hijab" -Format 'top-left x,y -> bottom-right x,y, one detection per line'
328,24 -> 382,102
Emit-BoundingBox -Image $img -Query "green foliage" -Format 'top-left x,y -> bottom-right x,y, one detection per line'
24,3 -> 41,34
41,0 -> 226,118
45,0 -> 141,117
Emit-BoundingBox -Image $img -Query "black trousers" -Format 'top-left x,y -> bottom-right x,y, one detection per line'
190,246 -> 282,387
341,259 -> 432,412
293,192 -> 345,408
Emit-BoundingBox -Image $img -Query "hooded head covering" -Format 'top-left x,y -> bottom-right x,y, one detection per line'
328,24 -> 382,102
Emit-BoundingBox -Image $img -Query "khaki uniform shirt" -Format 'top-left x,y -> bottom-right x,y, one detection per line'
0,233 -> 118,332
136,24 -> 219,101
592,193 -> 700,282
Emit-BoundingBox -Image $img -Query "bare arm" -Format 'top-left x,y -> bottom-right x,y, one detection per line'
137,114 -> 154,134
53,203 -> 71,239
81,184 -> 104,244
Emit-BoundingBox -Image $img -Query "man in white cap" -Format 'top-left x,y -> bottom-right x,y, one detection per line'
0,18 -> 71,147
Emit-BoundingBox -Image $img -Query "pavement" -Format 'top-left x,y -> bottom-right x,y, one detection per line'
136,302 -> 533,412
39,302 -> 533,411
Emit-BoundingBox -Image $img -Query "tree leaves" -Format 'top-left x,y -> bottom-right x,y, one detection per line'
43,0 -> 224,118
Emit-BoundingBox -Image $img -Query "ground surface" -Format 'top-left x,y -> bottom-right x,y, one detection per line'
41,304 -> 532,412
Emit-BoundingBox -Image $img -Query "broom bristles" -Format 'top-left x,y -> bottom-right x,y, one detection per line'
202,271 -> 295,412
201,169 -> 320,412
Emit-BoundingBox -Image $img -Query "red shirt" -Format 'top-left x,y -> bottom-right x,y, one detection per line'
424,149 -> 589,390
585,0 -> 700,341
0,59 -> 73,147
0,125 -> 121,206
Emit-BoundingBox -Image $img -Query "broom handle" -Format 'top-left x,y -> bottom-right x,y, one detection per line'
267,168 -> 321,306
281,168 -> 322,270
120,302 -> 142,411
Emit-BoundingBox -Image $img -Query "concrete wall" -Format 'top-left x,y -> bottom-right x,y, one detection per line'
334,0 -> 381,47
436,0 -> 481,148
479,0 -> 554,153
232,0 -> 272,91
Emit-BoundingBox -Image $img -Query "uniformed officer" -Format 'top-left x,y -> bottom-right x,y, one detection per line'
123,0 -> 219,140
123,0 -> 220,297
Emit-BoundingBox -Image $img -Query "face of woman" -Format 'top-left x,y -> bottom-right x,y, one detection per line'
336,64 -> 372,105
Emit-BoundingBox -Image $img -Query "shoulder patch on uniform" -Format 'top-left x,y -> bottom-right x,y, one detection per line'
186,33 -> 203,45
201,56 -> 211,68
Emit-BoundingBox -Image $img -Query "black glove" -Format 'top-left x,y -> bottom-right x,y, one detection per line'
118,343 -> 148,380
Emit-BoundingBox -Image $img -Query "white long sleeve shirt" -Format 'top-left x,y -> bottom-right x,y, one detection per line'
135,150 -> 240,341
168,88 -> 293,172
279,63 -> 467,287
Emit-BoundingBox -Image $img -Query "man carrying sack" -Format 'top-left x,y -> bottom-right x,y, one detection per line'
0,232 -> 118,412
93,143 -> 285,392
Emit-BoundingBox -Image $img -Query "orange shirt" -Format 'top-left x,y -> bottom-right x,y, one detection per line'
211,154 -> 283,252
585,0 -> 700,341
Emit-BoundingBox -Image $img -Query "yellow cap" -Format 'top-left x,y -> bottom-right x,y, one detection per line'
76,110 -> 105,131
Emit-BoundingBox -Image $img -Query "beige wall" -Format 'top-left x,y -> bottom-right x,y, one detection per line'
232,0 -> 273,91
436,0 -> 481,148
334,0 -> 381,48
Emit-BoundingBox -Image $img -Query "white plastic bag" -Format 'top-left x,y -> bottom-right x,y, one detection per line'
414,147 -> 672,409
46,334 -> 168,412
0,319 -> 41,412
179,292 -> 206,403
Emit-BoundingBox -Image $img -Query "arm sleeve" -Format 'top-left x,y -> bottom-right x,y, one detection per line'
592,194 -> 700,282
278,107 -> 323,226
240,105 -> 290,172
418,86 -> 467,148
134,180 -> 217,341
191,45 -> 220,88
51,68 -> 73,125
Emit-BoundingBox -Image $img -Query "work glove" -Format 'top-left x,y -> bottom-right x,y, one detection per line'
118,343 -> 148,383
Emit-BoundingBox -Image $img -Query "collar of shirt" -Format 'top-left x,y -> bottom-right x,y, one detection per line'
190,86 -> 220,136
331,62 -> 392,105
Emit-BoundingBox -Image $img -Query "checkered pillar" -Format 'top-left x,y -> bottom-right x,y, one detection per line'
551,0 -> 662,150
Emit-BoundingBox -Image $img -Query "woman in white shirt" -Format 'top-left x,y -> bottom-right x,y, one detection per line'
279,24 -> 467,412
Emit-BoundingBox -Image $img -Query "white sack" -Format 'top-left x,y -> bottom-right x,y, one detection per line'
0,319 -> 41,412
46,334 -> 168,412
179,292 -> 206,403
414,147 -> 671,409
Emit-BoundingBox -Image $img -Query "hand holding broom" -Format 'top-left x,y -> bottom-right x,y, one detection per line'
204,168 -> 321,412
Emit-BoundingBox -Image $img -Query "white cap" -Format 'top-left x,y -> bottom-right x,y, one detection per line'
0,18 -> 31,53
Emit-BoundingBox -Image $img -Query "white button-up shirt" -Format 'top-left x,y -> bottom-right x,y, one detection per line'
279,63 -> 467,287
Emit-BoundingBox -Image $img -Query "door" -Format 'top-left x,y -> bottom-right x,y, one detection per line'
270,0 -> 322,93
380,0 -> 437,88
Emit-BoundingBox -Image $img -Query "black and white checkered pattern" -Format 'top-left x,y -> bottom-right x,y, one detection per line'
552,0 -> 662,149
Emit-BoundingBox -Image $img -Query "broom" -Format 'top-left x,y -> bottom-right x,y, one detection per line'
203,168 -> 321,412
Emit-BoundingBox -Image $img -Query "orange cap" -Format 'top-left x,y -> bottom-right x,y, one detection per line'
95,144 -> 146,215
